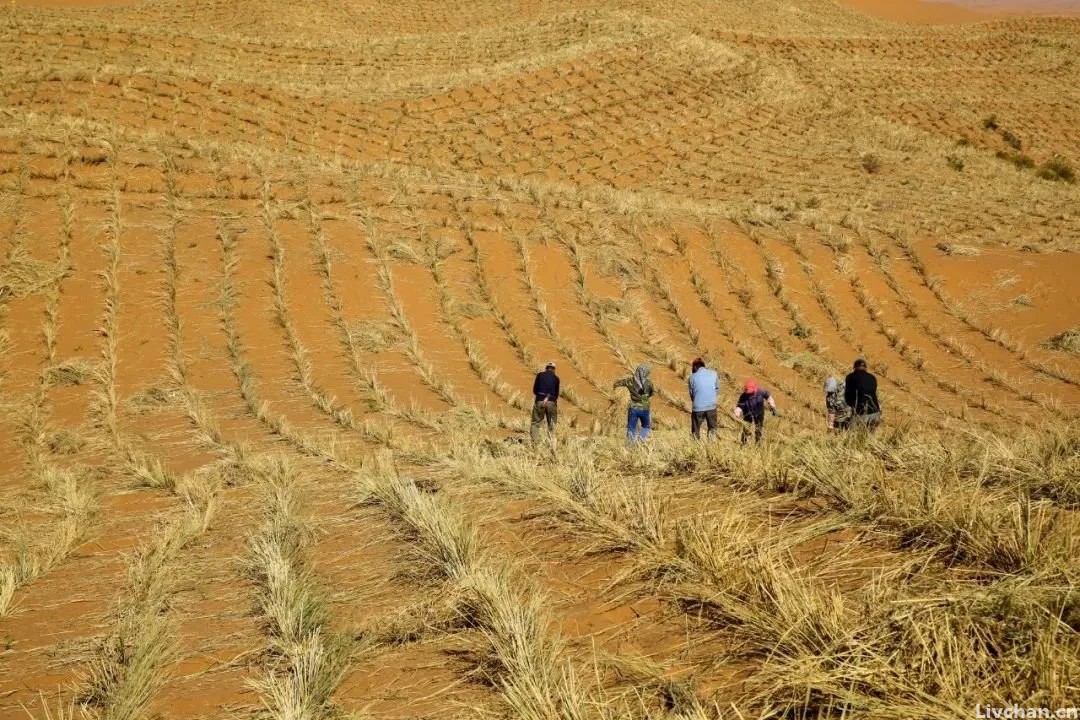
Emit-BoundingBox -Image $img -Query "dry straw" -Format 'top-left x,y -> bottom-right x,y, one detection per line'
359,451 -> 590,718
0,466 -> 97,617
246,455 -> 349,720
437,423 -> 1079,716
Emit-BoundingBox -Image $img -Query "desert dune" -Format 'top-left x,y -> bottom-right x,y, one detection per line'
1,0 -> 1078,718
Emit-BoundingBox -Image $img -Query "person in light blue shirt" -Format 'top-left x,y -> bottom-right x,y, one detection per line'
687,357 -> 720,439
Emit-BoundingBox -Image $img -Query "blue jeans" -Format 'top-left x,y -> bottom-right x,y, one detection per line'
626,407 -> 651,442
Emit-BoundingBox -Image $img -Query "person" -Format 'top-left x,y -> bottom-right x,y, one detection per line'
732,379 -> 778,445
531,361 -> 560,445
844,358 -> 881,431
824,376 -> 851,431
687,357 -> 720,439
613,364 -> 655,443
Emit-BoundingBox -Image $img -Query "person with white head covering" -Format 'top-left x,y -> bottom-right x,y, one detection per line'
614,363 -> 655,443
824,376 -> 850,430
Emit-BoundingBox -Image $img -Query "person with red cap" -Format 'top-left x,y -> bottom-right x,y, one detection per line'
732,379 -> 778,445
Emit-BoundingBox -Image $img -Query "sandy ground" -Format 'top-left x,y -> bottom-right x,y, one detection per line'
1,0 -> 1078,717
842,0 -> 1080,23
12,0 -> 135,6
841,0 -> 1003,22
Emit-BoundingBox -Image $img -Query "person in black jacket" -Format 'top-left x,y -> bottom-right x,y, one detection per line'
844,358 -> 881,431
531,361 -> 560,445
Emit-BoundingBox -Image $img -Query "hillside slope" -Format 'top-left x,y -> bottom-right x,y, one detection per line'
1,1 -> 1079,718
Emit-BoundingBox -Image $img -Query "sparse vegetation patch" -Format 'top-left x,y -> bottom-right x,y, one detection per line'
935,242 -> 981,256
1,3 -> 1079,719
1043,327 -> 1080,355
0,248 -> 64,300
996,150 -> 1035,169
860,153 -> 882,174
1036,156 -> 1076,183
43,357 -> 97,387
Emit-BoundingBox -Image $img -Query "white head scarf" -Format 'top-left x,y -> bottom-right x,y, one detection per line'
633,364 -> 651,395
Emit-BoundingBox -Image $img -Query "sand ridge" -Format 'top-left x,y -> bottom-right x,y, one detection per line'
1,0 -> 1079,718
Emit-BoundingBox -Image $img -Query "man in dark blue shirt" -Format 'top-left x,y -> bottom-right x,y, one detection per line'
732,379 -> 778,444
531,362 -> 560,445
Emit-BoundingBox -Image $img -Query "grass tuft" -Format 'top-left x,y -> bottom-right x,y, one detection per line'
860,153 -> 882,174
47,430 -> 85,455
934,242 -> 980,257
1042,327 -> 1080,355
0,247 -> 64,299
246,455 -> 350,720
1036,156 -> 1076,184
996,150 -> 1035,169
43,358 -> 96,387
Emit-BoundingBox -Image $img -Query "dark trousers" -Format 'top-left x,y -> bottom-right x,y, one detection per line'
691,409 -> 717,439
740,416 -> 764,445
530,400 -> 558,442
852,412 -> 881,432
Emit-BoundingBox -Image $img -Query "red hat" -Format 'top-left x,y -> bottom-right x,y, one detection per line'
744,379 -> 758,393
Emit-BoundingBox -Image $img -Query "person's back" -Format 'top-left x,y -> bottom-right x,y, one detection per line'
615,364 -> 654,442
688,366 -> 719,411
687,358 -> 720,439
824,376 -> 850,430
614,376 -> 654,409
533,367 -> 560,404
844,359 -> 881,423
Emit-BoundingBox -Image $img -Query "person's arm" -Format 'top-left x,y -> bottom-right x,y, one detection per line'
688,375 -> 695,400
844,378 -> 856,409
870,376 -> 880,413
645,380 -> 654,398
827,411 -> 836,429
766,394 -> 777,415
613,377 -> 628,391
554,375 -> 560,401
533,374 -> 541,397
733,405 -> 744,419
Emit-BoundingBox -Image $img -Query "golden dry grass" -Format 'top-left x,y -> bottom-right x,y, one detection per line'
1,0 -> 1079,718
